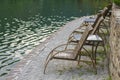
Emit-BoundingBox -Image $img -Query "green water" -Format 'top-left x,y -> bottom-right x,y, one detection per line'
0,0 -> 108,78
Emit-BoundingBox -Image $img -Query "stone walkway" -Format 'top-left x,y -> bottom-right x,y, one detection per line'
6,17 -> 109,80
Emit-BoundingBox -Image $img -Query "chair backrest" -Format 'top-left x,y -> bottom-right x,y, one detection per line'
102,4 -> 112,18
91,16 -> 104,35
92,13 -> 103,28
73,26 -> 93,59
93,3 -> 112,26
107,3 -> 112,11
91,4 -> 112,35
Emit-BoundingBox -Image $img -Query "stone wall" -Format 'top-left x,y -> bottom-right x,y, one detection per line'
109,4 -> 120,80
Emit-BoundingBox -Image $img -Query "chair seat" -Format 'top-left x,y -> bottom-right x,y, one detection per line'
44,26 -> 94,74
73,34 -> 82,40
74,27 -> 86,33
53,50 -> 76,60
84,18 -> 96,23
74,34 -> 102,42
87,35 -> 102,41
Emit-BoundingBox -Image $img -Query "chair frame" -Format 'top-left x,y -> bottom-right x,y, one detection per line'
44,26 -> 93,74
67,15 -> 104,43
67,16 -> 105,65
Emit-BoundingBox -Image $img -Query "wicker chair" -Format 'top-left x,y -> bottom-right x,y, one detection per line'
84,3 -> 112,24
44,26 -> 94,74
67,16 -> 105,65
68,15 -> 104,43
84,3 -> 112,37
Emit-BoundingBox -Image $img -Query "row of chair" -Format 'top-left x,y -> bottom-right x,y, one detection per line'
43,3 -> 112,74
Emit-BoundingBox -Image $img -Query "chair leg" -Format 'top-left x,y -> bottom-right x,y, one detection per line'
88,52 -> 97,74
92,59 -> 97,74
44,52 -> 53,74
78,53 -> 81,65
91,42 -> 95,63
94,42 -> 100,64
65,41 -> 69,50
90,44 -> 97,74
44,58 -> 52,74
83,46 -> 97,74
92,45 -> 94,58
102,42 -> 106,56
84,46 -> 97,74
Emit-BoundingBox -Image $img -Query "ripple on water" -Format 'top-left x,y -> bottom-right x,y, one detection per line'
0,15 -> 76,77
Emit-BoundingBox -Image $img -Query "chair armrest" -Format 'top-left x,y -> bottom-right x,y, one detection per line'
51,43 -> 76,52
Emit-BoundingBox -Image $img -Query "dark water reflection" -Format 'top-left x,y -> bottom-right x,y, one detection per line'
0,0 -> 108,78
0,0 -> 107,18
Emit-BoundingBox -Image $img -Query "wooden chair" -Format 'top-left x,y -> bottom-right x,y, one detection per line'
68,15 -> 104,43
84,3 -> 112,36
68,14 -> 103,36
44,26 -> 94,74
67,16 -> 105,65
102,3 -> 112,18
84,3 -> 112,24
73,3 -> 112,35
